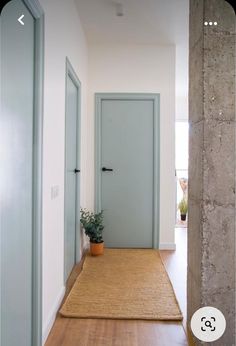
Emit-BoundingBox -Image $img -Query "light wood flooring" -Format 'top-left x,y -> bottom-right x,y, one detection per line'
45,228 -> 194,346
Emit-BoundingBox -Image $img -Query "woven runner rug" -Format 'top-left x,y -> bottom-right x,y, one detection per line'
60,248 -> 183,321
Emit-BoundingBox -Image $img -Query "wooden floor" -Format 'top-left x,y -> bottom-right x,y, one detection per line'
45,228 -> 193,346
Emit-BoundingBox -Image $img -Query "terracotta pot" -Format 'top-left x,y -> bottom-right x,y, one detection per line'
90,241 -> 104,256
181,214 -> 187,221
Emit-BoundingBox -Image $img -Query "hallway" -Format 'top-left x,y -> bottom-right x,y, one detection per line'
45,228 -> 189,346
1,1 -> 235,345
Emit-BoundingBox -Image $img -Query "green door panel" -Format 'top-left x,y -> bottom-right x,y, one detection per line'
64,65 -> 81,281
100,98 -> 155,248
0,1 -> 35,345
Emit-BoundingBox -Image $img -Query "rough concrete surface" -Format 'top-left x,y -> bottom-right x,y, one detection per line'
188,0 -> 235,345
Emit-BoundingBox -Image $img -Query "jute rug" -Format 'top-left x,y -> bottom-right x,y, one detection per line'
60,249 -> 183,321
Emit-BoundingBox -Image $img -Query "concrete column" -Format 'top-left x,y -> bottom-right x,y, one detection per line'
188,1 -> 235,345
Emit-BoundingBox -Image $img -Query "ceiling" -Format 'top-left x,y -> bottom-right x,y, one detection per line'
75,0 -> 189,46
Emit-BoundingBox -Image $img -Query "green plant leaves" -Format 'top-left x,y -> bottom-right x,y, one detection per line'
178,198 -> 188,214
80,208 -> 104,243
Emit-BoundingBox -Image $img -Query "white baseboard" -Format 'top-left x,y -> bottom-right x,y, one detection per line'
159,243 -> 176,250
42,286 -> 66,345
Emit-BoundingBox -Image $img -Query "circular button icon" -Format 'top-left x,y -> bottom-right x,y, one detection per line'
190,306 -> 226,342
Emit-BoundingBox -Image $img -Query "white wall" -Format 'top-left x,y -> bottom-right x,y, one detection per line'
175,0 -> 189,121
38,0 -> 90,342
88,44 -> 176,249
175,44 -> 189,120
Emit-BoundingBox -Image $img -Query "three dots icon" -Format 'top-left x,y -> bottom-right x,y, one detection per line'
204,21 -> 218,26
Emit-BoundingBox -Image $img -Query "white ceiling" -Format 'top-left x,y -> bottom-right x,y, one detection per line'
75,0 -> 189,46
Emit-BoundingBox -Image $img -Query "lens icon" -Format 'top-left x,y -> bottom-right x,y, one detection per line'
190,306 -> 226,342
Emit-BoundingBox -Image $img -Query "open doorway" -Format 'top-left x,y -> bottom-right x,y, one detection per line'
175,121 -> 189,227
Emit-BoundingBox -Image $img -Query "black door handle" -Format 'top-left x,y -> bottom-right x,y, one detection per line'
102,167 -> 113,172
74,169 -> 80,173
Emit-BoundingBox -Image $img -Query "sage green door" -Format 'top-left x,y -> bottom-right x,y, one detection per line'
64,61 -> 81,281
97,94 -> 159,248
0,1 -> 35,345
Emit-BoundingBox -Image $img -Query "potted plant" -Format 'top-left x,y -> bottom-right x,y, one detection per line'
80,208 -> 104,255
178,198 -> 188,221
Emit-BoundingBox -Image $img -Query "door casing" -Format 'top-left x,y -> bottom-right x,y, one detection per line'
64,57 -> 81,282
26,2 -> 44,344
95,93 -> 160,249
